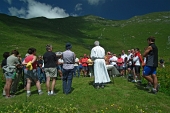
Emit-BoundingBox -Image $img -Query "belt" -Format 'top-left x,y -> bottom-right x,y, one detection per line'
64,63 -> 74,64
95,58 -> 104,59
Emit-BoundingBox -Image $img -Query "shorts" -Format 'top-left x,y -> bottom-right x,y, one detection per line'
143,66 -> 156,76
127,65 -> 133,70
117,65 -> 123,70
44,68 -> 57,77
134,66 -> 141,74
57,65 -> 63,71
82,66 -> 88,71
5,72 -> 14,79
24,69 -> 38,81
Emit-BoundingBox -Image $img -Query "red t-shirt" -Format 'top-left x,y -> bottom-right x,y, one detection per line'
25,55 -> 37,69
117,58 -> 123,66
81,57 -> 88,66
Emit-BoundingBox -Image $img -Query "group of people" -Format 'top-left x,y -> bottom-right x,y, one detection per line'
57,53 -> 94,78
1,43 -> 75,98
1,36 -> 160,98
108,37 -> 160,93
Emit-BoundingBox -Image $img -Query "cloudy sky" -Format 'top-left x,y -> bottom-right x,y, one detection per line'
0,0 -> 170,20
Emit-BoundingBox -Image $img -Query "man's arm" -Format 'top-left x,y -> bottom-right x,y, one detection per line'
143,46 -> 152,57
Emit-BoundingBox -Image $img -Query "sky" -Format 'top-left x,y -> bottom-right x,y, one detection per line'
0,0 -> 170,20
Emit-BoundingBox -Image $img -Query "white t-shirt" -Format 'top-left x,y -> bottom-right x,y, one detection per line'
58,58 -> 64,64
109,56 -> 118,66
133,56 -> 140,66
74,58 -> 79,66
121,54 -> 127,61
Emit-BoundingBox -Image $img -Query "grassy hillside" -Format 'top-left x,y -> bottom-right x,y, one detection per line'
0,11 -> 170,60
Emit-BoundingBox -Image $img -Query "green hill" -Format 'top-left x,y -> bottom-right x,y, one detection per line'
0,11 -> 170,60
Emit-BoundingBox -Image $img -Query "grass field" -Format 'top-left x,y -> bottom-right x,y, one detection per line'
0,73 -> 170,113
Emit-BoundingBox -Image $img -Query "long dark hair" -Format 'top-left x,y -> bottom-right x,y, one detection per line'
3,52 -> 10,59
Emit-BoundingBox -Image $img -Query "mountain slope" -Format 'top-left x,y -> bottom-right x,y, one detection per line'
0,11 -> 170,60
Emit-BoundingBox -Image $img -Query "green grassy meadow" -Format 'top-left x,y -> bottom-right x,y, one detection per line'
0,74 -> 170,113
0,11 -> 170,112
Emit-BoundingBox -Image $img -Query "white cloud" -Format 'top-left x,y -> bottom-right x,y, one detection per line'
87,0 -> 105,5
8,0 -> 69,19
4,0 -> 12,5
8,7 -> 26,17
75,3 -> 82,11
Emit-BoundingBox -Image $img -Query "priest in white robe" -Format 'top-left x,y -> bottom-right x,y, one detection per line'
90,41 -> 111,88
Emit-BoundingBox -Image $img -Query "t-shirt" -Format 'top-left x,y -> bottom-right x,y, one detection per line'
117,58 -> 123,66
43,51 -> 57,68
109,56 -> 118,66
74,58 -> 79,66
24,55 -> 37,69
87,58 -> 93,66
37,59 -> 43,67
81,57 -> 88,67
7,55 -> 19,66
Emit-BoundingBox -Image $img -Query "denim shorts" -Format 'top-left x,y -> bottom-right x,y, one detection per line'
24,69 -> 38,81
143,66 -> 156,76
5,72 -> 14,79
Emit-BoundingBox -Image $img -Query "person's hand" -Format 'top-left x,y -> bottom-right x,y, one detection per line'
142,62 -> 145,67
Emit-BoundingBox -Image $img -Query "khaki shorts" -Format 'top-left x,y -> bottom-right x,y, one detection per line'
44,68 -> 57,78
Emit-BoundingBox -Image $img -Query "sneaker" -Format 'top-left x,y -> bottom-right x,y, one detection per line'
50,93 -> 56,96
38,91 -> 43,95
5,95 -> 15,99
151,88 -> 157,94
131,80 -> 137,83
27,93 -> 31,97
48,92 -> 51,96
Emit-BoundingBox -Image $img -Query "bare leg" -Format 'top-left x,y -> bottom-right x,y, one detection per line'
35,80 -> 41,90
143,75 -> 153,84
5,78 -> 12,96
151,74 -> 158,89
51,77 -> 56,92
46,76 -> 51,92
26,79 -> 31,91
